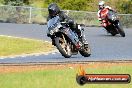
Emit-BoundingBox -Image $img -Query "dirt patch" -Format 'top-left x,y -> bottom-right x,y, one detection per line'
0,62 -> 132,73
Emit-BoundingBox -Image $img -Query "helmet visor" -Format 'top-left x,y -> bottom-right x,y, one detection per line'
48,9 -> 56,16
99,5 -> 104,9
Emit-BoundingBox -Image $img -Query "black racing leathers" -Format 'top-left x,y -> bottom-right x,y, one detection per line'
47,11 -> 69,22
47,11 -> 76,30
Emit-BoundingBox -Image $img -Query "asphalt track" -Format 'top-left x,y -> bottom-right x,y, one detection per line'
0,23 -> 132,64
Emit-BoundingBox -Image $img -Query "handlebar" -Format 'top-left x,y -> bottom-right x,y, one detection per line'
60,22 -> 69,24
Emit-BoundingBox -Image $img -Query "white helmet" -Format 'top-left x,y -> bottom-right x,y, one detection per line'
99,1 -> 105,6
98,1 -> 105,9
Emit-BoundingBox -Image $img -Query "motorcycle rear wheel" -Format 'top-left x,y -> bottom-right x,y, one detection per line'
54,36 -> 72,58
111,31 -> 117,36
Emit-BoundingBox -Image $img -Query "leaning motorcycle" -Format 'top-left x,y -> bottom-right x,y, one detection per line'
99,8 -> 125,37
47,16 -> 91,58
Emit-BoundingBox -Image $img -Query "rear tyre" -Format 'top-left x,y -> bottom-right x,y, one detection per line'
79,44 -> 91,57
54,36 -> 72,58
111,32 -> 116,36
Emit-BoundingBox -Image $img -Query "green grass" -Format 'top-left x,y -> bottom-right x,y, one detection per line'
0,36 -> 54,56
0,65 -> 132,88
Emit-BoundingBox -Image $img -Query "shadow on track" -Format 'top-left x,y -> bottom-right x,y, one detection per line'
98,34 -> 123,38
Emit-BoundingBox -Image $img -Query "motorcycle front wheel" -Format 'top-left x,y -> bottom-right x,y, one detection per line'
79,44 -> 91,57
54,35 -> 72,58
116,21 -> 125,37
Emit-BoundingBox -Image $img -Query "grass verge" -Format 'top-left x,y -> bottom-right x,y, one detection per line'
0,35 -> 54,56
0,62 -> 132,88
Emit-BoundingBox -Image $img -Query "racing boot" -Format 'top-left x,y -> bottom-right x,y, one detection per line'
75,41 -> 82,49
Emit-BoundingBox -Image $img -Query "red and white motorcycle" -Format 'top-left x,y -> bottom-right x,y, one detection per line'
98,8 -> 125,37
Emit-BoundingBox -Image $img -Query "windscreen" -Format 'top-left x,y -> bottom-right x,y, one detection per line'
47,16 -> 60,29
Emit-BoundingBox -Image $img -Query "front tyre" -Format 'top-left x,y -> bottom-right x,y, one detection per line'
116,21 -> 125,37
79,44 -> 91,57
54,36 -> 72,58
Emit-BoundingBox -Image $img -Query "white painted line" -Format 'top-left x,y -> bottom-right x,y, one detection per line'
52,52 -> 56,54
0,50 -> 58,59
0,35 -> 43,42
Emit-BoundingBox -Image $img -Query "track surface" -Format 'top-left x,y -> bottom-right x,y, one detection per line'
0,23 -> 132,63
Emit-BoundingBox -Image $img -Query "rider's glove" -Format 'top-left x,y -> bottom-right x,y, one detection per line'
68,20 -> 74,25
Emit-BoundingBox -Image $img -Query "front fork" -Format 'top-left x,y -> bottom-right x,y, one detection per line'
77,25 -> 88,45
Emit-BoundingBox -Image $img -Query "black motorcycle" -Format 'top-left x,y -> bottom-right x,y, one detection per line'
47,16 -> 91,58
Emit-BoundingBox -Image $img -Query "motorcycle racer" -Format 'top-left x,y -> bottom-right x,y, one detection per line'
47,3 -> 88,47
97,1 -> 113,23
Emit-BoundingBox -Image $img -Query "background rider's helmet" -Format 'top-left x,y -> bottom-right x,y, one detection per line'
98,1 -> 105,10
48,3 -> 60,17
